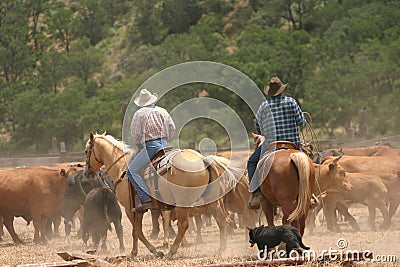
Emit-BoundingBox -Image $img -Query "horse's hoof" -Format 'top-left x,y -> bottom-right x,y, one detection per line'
155,251 -> 164,258
165,253 -> 174,260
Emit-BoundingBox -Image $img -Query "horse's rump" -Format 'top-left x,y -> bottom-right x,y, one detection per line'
145,149 -> 211,207
258,149 -> 314,222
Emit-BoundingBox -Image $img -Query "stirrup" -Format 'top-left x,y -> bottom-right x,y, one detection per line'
310,194 -> 319,209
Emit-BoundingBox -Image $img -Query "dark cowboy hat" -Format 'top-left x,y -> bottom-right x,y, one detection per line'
264,77 -> 288,97
134,89 -> 158,107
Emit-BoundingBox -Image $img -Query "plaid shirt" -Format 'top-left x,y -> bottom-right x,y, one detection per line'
256,95 -> 305,147
131,106 -> 176,143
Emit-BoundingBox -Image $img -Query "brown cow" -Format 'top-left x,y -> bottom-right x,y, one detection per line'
371,147 -> 400,156
375,171 -> 400,223
306,158 -> 354,233
323,155 -> 400,173
0,167 -> 69,244
317,157 -> 390,232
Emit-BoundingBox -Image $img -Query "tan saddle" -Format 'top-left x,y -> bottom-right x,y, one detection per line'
267,141 -> 298,151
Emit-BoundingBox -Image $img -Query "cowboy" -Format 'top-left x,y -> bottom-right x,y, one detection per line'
248,77 -> 306,209
127,89 -> 176,212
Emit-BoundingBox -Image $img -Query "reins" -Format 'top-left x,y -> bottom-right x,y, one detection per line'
86,137 -> 130,189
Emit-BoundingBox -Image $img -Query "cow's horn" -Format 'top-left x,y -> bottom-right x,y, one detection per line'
332,154 -> 344,164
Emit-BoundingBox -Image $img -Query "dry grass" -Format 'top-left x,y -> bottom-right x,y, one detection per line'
1,204 -> 399,266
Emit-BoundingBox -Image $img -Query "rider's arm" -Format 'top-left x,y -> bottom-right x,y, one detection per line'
292,99 -> 306,127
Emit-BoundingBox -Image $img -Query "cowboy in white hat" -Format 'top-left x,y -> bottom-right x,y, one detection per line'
126,89 -> 176,212
247,77 -> 307,209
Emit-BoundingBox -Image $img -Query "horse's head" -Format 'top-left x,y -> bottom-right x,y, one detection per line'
85,132 -> 104,173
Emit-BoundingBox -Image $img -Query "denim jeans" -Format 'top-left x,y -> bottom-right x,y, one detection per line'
126,138 -> 168,203
247,145 -> 262,193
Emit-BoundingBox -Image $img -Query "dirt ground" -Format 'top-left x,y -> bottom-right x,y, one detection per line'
1,204 -> 399,266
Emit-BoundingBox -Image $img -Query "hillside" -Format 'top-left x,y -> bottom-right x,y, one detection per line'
1,0 -> 400,155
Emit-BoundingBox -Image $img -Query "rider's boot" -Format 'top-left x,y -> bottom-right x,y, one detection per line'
248,190 -> 261,210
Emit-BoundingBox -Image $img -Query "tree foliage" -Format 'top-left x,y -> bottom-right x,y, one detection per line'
1,0 -> 400,155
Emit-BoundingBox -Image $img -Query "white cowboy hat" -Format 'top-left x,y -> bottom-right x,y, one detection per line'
134,89 -> 158,107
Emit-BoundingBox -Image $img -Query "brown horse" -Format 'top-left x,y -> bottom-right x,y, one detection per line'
257,146 -> 315,236
85,133 -> 239,258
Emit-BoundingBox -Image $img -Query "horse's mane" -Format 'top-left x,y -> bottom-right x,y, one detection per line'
92,133 -> 133,153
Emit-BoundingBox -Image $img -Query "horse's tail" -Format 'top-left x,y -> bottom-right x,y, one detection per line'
202,155 -> 243,191
287,152 -> 312,222
202,155 -> 244,216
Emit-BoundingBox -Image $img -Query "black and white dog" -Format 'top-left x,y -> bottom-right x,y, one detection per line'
248,225 -> 310,258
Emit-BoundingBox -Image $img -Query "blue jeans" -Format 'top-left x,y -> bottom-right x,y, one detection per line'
126,138 -> 168,203
247,145 -> 262,193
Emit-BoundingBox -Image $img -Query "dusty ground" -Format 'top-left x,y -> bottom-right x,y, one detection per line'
1,204 -> 399,266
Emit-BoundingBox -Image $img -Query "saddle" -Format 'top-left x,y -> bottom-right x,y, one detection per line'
135,147 -> 180,211
250,141 -> 299,193
267,141 -> 298,151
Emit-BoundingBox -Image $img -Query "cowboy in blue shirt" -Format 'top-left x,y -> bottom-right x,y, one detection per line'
248,77 -> 306,209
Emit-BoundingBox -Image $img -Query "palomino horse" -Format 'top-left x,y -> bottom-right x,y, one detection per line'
85,133 -> 238,258
256,142 -> 315,236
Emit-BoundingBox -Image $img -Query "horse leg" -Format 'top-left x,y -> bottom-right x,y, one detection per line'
127,211 -> 163,258
208,201 -> 227,254
150,209 -> 160,239
194,214 -> 203,244
166,208 -> 190,258
161,210 -> 171,248
260,199 -> 275,226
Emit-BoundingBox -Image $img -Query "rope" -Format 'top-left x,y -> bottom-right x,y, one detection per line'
300,112 -> 325,221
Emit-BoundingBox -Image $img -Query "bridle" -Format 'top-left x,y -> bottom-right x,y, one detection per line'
85,137 -> 103,170
86,136 -> 130,188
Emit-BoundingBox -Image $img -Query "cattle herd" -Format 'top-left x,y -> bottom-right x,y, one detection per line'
0,142 -> 400,265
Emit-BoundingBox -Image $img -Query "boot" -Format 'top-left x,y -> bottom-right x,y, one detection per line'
248,191 -> 261,210
132,201 -> 153,213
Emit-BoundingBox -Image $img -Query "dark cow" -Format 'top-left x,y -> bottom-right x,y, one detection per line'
81,187 -> 125,253
63,169 -> 114,243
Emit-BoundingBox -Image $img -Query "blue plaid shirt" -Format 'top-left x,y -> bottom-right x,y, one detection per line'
255,95 -> 305,147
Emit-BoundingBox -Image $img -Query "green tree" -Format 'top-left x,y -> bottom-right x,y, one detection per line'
129,0 -> 167,45
38,49 -> 68,94
46,3 -> 77,54
75,0 -> 113,45
68,38 -> 104,88
161,0 -> 203,34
